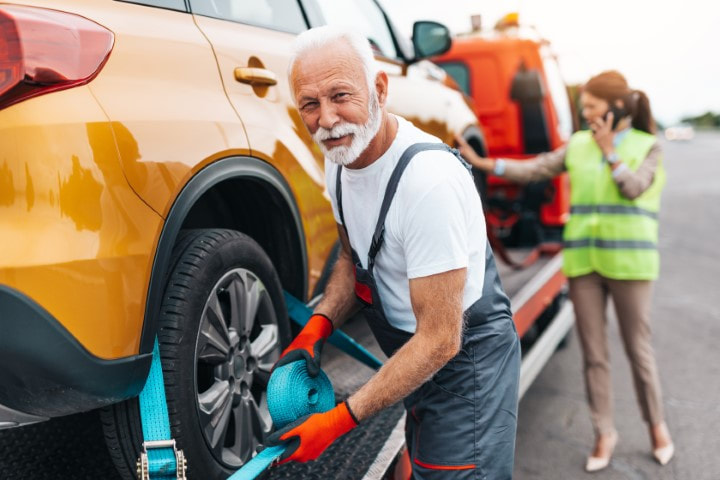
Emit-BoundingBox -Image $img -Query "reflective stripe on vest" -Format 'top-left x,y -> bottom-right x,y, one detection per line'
562,129 -> 665,280
570,204 -> 659,220
563,239 -> 656,249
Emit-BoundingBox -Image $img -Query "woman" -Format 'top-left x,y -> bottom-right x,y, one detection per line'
456,70 -> 674,472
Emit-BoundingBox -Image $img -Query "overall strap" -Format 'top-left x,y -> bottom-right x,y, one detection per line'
335,142 -> 470,271
335,165 -> 349,238
368,142 -> 458,271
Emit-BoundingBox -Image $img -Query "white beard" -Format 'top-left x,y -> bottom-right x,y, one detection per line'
312,93 -> 382,166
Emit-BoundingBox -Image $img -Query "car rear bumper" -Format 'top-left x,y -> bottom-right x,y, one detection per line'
0,403 -> 47,429
0,285 -> 152,423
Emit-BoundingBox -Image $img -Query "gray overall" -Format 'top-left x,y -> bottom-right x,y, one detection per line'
336,143 -> 521,479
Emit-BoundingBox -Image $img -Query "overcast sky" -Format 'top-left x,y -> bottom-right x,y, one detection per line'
381,0 -> 720,125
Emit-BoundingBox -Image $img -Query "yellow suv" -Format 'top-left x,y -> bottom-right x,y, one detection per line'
0,1 -> 485,478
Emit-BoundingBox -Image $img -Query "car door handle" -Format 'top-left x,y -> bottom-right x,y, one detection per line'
234,67 -> 278,86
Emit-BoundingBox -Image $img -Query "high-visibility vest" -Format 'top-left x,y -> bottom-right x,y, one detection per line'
562,129 -> 665,280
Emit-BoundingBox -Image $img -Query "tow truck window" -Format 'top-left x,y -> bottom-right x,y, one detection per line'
438,62 -> 471,95
189,0 -> 307,34
304,0 -> 399,59
541,47 -> 574,140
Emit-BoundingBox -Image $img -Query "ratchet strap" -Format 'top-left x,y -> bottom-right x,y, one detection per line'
137,292 -> 382,479
283,292 -> 383,370
228,360 -> 336,479
137,338 -> 186,479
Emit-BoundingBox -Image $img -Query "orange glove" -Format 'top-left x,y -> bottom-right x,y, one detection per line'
268,401 -> 358,464
275,313 -> 333,377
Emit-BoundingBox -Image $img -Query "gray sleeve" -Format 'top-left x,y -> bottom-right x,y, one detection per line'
500,146 -> 567,184
612,142 -> 661,200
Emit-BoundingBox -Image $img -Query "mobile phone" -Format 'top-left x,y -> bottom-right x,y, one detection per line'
604,103 -> 628,130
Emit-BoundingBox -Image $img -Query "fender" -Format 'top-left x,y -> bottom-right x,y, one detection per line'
461,124 -> 488,157
138,156 -> 308,355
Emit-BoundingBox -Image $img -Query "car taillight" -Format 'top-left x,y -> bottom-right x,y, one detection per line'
0,5 -> 113,110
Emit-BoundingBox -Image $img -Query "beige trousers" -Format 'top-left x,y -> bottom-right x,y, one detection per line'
569,272 -> 665,435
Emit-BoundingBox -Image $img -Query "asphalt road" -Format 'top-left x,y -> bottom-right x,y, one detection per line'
513,130 -> 720,480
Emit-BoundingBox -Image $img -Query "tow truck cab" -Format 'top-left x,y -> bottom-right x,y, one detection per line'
433,13 -> 578,249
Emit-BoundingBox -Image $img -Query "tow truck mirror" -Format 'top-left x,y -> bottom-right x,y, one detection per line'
510,69 -> 545,103
412,21 -> 451,60
510,68 -> 551,153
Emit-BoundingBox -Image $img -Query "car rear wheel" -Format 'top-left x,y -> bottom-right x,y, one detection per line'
101,229 -> 291,479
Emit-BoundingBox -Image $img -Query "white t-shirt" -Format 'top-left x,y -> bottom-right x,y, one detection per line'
325,115 -> 487,333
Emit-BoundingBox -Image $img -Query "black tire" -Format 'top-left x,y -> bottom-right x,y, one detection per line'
101,229 -> 291,479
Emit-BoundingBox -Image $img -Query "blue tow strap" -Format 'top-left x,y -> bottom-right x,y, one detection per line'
228,360 -> 336,479
138,339 -> 181,479
138,292 -> 383,479
283,292 -> 383,370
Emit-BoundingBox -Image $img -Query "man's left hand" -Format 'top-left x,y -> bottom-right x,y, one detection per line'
274,313 -> 333,377
267,401 -> 358,464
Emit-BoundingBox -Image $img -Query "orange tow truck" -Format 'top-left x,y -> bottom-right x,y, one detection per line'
431,12 -> 579,344
436,13 -> 576,249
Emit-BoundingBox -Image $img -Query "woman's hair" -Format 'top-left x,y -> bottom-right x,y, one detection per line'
583,70 -> 655,134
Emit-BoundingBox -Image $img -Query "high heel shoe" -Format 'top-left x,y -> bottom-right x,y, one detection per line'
653,443 -> 674,466
585,432 -> 618,472
650,422 -> 674,466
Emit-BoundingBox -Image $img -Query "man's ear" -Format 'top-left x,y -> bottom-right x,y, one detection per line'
375,71 -> 389,107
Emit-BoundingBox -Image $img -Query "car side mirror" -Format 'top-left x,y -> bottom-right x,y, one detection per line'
412,21 -> 451,60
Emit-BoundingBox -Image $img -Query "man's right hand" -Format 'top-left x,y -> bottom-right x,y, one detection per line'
275,313 -> 333,377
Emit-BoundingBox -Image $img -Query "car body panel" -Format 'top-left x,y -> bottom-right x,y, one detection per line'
191,15 -> 337,296
0,0 -> 335,360
0,0 -> 481,420
78,1 -> 252,218
0,84 -> 161,359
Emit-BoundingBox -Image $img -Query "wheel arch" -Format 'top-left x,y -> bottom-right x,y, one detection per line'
139,156 -> 307,355
461,123 -> 488,157
460,124 -> 489,202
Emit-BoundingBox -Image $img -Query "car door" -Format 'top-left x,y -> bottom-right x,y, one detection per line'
189,0 -> 337,295
82,0 -> 250,217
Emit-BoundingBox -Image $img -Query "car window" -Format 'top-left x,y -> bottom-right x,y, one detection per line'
306,0 -> 398,59
438,62 -> 471,95
541,47 -> 573,140
117,0 -> 186,11
189,0 -> 307,34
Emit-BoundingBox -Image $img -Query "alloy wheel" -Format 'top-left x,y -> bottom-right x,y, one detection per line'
195,268 -> 281,467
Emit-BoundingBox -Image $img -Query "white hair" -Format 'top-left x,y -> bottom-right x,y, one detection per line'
288,25 -> 378,98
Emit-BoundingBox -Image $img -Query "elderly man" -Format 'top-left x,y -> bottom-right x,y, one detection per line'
269,26 -> 521,479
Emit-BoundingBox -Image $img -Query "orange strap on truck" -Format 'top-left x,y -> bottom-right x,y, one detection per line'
487,229 -> 562,270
